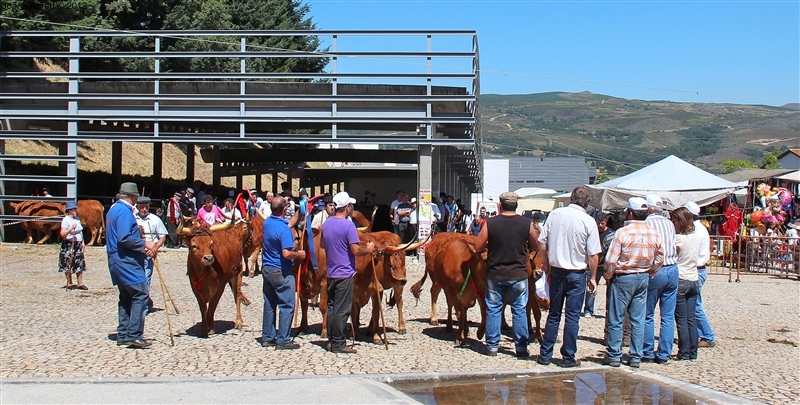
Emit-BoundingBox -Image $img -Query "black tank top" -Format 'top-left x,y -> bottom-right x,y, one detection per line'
486,214 -> 531,281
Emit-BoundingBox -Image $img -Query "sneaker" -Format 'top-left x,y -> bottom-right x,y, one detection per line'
485,348 -> 498,357
699,340 -> 716,348
582,312 -> 592,318
276,342 -> 300,350
535,355 -> 551,366
602,357 -> 621,367
331,347 -> 357,354
261,340 -> 276,347
626,359 -> 641,368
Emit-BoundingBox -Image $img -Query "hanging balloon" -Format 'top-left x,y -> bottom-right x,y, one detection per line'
750,210 -> 763,224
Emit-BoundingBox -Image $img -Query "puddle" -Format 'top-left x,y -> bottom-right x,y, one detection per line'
393,370 -> 704,405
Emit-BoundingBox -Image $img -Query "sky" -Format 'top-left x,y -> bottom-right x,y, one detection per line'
307,1 -> 799,107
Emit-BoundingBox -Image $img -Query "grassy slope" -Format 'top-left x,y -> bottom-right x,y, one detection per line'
480,92 -> 800,174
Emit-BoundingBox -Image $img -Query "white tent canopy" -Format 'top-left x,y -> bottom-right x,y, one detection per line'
513,187 -> 558,198
586,155 -> 739,210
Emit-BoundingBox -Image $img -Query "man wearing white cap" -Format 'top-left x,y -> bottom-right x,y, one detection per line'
642,194 -> 678,364
322,191 -> 376,354
603,197 -> 664,368
684,201 -> 716,348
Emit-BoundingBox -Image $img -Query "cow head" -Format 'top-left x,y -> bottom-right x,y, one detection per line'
177,216 -> 235,267
378,232 -> 431,284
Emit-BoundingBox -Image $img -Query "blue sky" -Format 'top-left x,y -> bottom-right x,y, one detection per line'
308,1 -> 799,107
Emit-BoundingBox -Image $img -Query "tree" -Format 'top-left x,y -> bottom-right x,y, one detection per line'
720,159 -> 755,173
761,151 -> 782,170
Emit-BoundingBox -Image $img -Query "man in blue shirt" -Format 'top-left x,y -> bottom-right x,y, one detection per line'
261,196 -> 306,350
106,182 -> 155,348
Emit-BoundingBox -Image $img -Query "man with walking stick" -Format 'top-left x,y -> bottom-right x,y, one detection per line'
261,196 -> 306,350
135,196 -> 167,313
107,182 -> 155,349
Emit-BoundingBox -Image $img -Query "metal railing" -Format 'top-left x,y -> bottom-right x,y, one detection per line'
736,235 -> 799,280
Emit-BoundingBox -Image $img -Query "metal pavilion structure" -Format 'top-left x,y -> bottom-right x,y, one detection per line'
0,29 -> 483,235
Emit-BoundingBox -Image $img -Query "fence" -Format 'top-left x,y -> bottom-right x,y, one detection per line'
735,235 -> 799,281
708,236 -> 735,282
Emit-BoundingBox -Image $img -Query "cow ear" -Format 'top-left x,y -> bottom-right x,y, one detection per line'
312,228 -> 320,238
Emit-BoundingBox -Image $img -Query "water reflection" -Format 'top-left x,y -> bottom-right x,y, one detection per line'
394,370 -> 697,405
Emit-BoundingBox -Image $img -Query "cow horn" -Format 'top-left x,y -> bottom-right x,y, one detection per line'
176,217 -> 192,236
384,231 -> 433,252
255,207 -> 267,220
356,226 -> 369,232
182,215 -> 194,222
209,220 -> 234,232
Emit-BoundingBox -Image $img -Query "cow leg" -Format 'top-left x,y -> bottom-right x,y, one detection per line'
394,285 -> 406,335
477,294 -> 487,340
36,233 -> 50,244
194,294 -> 210,338
531,301 -> 544,344
299,294 -> 309,335
247,250 -> 259,278
429,284 -> 441,326
455,304 -> 469,347
235,272 -> 251,306
205,287 -> 226,336
319,279 -> 329,338
228,277 -> 244,330
501,300 -> 512,330
371,291 -> 382,344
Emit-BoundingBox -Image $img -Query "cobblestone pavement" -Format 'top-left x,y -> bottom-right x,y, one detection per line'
1,243 -> 797,403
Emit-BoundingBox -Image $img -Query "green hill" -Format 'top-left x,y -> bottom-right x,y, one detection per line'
480,91 -> 800,175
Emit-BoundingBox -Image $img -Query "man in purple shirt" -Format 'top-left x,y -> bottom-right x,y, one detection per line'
322,191 -> 375,354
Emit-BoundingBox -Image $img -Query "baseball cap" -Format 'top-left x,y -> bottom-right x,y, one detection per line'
119,182 -> 140,196
645,194 -> 663,208
65,201 -> 78,211
410,198 -> 417,203
186,188 -> 194,194
499,191 -> 519,205
332,191 -> 356,208
627,197 -> 648,211
683,201 -> 701,216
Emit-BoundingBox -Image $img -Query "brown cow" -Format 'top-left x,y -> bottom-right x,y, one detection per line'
295,227 -> 330,337
77,200 -> 105,246
177,218 -> 251,338
9,201 -> 64,244
351,231 -> 426,344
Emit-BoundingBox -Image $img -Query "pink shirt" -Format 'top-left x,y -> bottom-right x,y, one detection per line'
197,205 -> 224,226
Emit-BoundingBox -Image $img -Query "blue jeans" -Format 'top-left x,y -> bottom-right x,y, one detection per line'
540,269 -> 586,363
261,266 -> 296,345
605,272 -> 648,362
696,267 -> 715,342
117,281 -> 149,342
485,278 -> 529,352
676,279 -> 699,359
643,264 -> 678,361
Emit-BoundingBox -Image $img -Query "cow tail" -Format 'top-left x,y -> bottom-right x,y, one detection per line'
409,270 -> 427,302
386,289 -> 396,309
101,208 -> 106,245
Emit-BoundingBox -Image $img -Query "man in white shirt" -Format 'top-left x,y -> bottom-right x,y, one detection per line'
135,196 -> 167,312
311,195 -> 335,230
684,201 -> 715,348
536,186 -> 601,368
390,190 -> 405,235
247,191 -> 265,218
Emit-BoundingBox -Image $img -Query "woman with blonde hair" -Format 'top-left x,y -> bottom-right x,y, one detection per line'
59,201 -> 87,290
671,207 -> 699,360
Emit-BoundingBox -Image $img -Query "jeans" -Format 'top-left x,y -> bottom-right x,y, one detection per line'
676,279 -> 699,359
327,277 -> 354,351
261,266 -> 296,345
605,272 -> 648,362
540,269 -> 586,363
485,278 -> 529,352
696,267 -> 715,342
643,264 -> 678,361
583,268 -> 604,315
117,281 -> 150,342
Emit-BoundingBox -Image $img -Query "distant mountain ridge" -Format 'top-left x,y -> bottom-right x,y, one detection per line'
479,91 -> 800,175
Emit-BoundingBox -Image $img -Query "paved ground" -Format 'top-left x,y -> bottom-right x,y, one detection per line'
1,243 -> 798,403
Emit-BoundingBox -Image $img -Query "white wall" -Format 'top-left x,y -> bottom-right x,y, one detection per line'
471,158 -> 509,212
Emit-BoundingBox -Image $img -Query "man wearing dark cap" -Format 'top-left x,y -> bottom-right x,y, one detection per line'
602,197 -> 664,368
135,196 -> 167,312
474,191 -> 538,357
106,182 -> 155,348
166,191 -> 182,248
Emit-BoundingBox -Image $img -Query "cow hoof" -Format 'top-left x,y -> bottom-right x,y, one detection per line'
430,319 -> 439,326
454,339 -> 465,347
477,328 -> 485,340
398,328 -> 406,335
320,332 -> 328,339
373,337 -> 384,345
234,322 -> 243,330
208,329 -> 216,336
445,325 -> 453,333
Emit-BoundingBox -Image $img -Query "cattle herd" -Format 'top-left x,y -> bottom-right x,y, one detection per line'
8,196 -> 549,349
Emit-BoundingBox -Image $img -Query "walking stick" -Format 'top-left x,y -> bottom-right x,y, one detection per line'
370,254 -> 389,350
154,258 -> 180,314
155,261 -> 175,346
293,226 -> 305,328
65,237 -> 76,291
